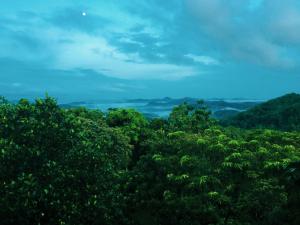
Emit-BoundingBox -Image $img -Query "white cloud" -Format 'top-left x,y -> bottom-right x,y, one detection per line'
119,37 -> 145,47
185,54 -> 219,65
1,6 -> 194,80
53,32 -> 198,80
12,82 -> 22,87
231,36 -> 294,68
267,4 -> 300,45
186,0 -> 300,68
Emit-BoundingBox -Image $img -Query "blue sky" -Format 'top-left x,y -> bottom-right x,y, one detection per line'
1,0 -> 300,101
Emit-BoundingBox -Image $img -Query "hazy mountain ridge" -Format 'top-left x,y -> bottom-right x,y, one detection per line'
60,97 -> 263,119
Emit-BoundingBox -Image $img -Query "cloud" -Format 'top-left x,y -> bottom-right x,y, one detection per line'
12,82 -> 22,87
0,7 -> 199,80
1,0 -> 300,100
2,0 -> 300,72
266,1 -> 300,45
3,0 -> 300,72
231,36 -> 295,68
185,0 -> 300,68
248,0 -> 264,11
185,54 -> 219,65
54,32 -> 198,79
0,58 -> 146,101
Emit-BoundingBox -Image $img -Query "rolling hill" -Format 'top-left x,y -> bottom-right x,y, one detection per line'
222,93 -> 300,131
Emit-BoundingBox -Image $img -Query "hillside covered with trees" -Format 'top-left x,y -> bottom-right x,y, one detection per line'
1,96 -> 300,225
222,93 -> 300,131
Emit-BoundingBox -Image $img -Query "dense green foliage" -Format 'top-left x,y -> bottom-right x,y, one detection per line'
1,96 -> 300,225
0,98 -> 131,225
223,93 -> 300,131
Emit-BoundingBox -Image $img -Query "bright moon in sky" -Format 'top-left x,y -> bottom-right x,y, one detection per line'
82,12 -> 87,16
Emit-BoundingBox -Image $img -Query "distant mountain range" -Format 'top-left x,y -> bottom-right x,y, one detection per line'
60,97 -> 263,119
60,93 -> 300,131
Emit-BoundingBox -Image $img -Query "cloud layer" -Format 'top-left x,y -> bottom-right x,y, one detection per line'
1,0 -> 300,100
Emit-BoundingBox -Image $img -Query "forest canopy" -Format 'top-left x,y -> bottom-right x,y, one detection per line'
0,95 -> 300,225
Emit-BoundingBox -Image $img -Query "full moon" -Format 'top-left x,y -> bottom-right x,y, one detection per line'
82,12 -> 87,16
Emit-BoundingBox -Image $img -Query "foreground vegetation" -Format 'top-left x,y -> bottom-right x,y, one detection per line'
1,96 -> 300,225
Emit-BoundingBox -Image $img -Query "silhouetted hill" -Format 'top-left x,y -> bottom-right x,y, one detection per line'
223,93 -> 300,131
